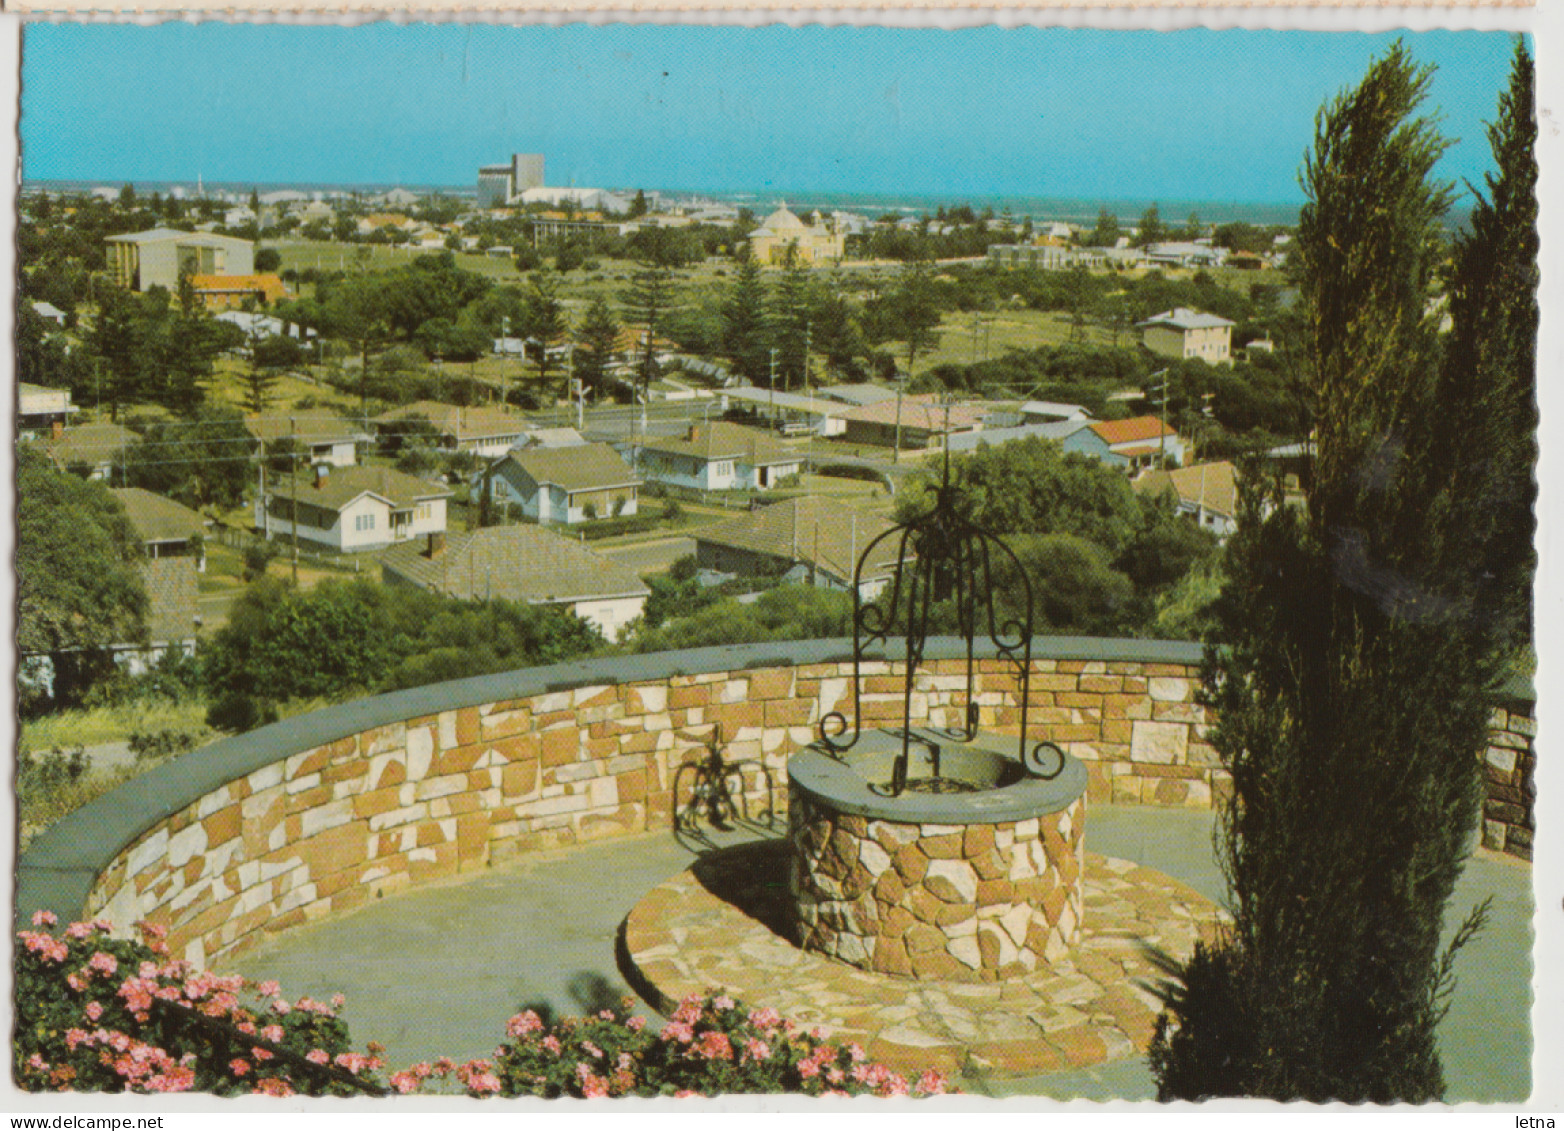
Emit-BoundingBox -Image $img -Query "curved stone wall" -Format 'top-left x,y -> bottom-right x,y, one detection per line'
15,639 -> 1531,971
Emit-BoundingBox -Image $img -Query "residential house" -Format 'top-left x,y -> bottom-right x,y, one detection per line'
381,527 -> 650,643
1019,401 -> 1090,424
373,401 -> 532,460
42,420 -> 138,480
17,384 -> 78,439
695,497 -> 902,597
31,301 -> 66,325
1134,461 -> 1239,540
515,427 -> 587,450
987,245 -> 1106,270
637,422 -> 802,492
217,310 -> 316,341
1063,416 -> 1185,473
748,204 -> 845,265
609,325 -> 681,378
105,229 -> 255,292
256,464 -> 451,553
839,394 -> 991,451
113,556 -> 201,677
246,414 -> 370,468
356,213 -> 413,236
188,274 -> 289,311
945,418 -> 1095,455
111,487 -> 209,570
816,383 -> 897,408
293,200 -> 336,225
487,443 -> 640,526
1137,307 -> 1235,365
719,387 -> 851,438
1144,242 -> 1225,270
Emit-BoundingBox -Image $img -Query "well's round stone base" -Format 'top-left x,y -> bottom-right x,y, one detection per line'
623,841 -> 1229,1080
790,792 -> 1086,982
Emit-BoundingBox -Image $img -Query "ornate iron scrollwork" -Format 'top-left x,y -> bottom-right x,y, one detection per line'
817,429 -> 1038,795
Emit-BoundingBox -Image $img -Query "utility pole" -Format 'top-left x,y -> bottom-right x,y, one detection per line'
571,346 -> 583,430
289,417 -> 299,586
892,374 -> 905,465
804,320 -> 812,393
500,316 -> 509,410
769,348 -> 778,430
1156,368 -> 1170,469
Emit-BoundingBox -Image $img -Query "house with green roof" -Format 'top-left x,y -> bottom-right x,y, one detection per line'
381,526 -> 649,642
487,443 -> 640,526
695,496 -> 902,598
111,487 -> 209,571
255,464 -> 451,553
637,421 -> 802,492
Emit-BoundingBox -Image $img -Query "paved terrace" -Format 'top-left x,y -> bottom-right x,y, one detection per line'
225,805 -> 1531,1101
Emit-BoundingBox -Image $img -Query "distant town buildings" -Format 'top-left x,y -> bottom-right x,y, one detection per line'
1137,308 -> 1236,365
1144,242 -> 1225,270
747,205 -> 846,265
477,153 -> 546,208
987,244 -> 1107,270
105,228 -> 255,292
104,228 -> 289,310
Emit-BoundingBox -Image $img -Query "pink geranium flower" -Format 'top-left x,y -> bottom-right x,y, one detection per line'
506,1010 -> 544,1038
694,1030 -> 733,1061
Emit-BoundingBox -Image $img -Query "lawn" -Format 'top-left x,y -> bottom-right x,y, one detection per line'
272,239 -> 523,280
20,700 -> 213,755
895,307 -> 1121,377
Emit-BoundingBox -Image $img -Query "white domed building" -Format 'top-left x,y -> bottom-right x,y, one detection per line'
747,203 -> 846,265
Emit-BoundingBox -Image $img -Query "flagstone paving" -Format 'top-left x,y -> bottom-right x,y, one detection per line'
230,804 -> 1533,1100
622,840 -> 1229,1079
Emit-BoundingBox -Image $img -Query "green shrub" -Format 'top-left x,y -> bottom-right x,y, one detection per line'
242,542 -> 279,582
206,691 -> 278,734
126,727 -> 199,763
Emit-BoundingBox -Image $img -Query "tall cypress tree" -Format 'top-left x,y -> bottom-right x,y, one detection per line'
1150,41 -> 1535,1103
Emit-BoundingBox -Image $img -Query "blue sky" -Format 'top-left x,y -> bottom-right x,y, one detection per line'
21,23 -> 1521,204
